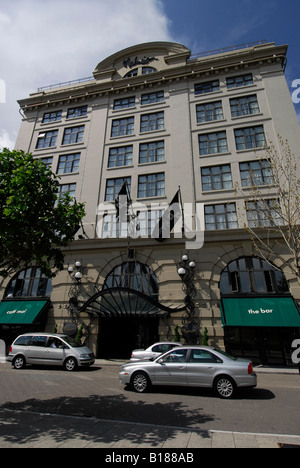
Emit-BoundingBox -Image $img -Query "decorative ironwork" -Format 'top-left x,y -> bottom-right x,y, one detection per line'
71,287 -> 185,318
178,255 -> 200,344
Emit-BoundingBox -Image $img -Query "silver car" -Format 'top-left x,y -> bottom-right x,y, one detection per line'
120,345 -> 257,399
8,333 -> 95,371
130,342 -> 183,361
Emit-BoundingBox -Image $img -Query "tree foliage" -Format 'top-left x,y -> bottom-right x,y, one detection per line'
236,136 -> 300,283
0,148 -> 85,278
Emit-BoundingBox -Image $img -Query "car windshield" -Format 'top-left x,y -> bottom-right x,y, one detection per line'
213,348 -> 237,361
62,336 -> 84,348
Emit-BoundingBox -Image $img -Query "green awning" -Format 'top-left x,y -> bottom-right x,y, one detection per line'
0,300 -> 49,325
221,297 -> 300,327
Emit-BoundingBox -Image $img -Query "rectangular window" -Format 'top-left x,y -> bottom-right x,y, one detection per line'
226,73 -> 253,89
36,130 -> 58,149
108,146 -> 133,168
195,80 -> 220,95
40,156 -> 53,167
140,112 -> 164,133
234,125 -> 266,150
62,126 -> 84,145
138,173 -> 165,198
239,160 -> 274,187
42,111 -> 62,123
113,97 -> 135,110
141,91 -> 164,105
139,141 -> 165,164
246,199 -> 282,227
105,177 -> 131,202
230,95 -> 260,117
201,164 -> 233,191
67,106 -> 87,119
58,183 -> 76,201
111,117 -> 134,137
199,131 -> 228,155
196,101 -> 224,123
57,153 -> 80,174
205,203 -> 238,230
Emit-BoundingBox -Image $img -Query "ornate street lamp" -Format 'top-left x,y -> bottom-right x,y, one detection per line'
177,254 -> 200,344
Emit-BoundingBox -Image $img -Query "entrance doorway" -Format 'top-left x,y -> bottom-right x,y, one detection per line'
97,316 -> 159,359
224,327 -> 300,366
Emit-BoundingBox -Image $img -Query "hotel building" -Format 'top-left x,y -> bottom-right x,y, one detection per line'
1,40 -> 300,365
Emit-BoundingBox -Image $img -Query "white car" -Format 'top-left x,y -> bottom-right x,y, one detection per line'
130,342 -> 183,361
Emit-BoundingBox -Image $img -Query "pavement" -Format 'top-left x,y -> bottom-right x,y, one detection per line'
0,360 -> 299,449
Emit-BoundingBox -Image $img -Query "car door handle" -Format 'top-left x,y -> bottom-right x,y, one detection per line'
178,366 -> 185,370
208,367 -> 215,370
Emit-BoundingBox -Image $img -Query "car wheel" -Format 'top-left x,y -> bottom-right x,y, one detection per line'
64,357 -> 78,372
132,372 -> 150,393
13,355 -> 26,370
214,375 -> 236,399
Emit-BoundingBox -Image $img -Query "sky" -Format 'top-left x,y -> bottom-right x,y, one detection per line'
0,0 -> 299,150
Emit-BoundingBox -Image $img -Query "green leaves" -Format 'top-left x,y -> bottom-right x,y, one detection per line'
0,148 -> 85,278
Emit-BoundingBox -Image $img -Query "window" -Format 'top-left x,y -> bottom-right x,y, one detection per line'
230,95 -> 260,118
139,141 -> 164,164
234,125 -> 266,150
105,177 -> 131,202
57,153 -> 80,174
111,117 -> 134,137
42,110 -> 62,123
124,67 -> 157,78
142,66 -> 157,74
40,156 -> 53,168
199,131 -> 228,155
136,209 -> 164,237
108,146 -> 133,168
220,257 -> 289,295
162,349 -> 188,363
138,173 -> 165,198
205,203 -> 238,230
36,130 -> 58,149
103,261 -> 158,298
196,101 -> 224,123
67,106 -> 87,119
5,267 -> 52,298
226,73 -> 253,89
141,91 -> 164,105
62,126 -> 84,145
124,68 -> 138,78
57,183 -> 76,201
195,80 -> 220,95
201,164 -> 233,191
113,97 -> 135,110
239,160 -> 274,187
246,199 -> 282,228
189,349 -> 220,363
140,112 -> 164,133
31,336 -> 48,347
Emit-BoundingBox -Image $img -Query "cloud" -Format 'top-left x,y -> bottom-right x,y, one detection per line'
0,0 -> 172,150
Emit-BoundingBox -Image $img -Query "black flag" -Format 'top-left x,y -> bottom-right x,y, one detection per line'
115,181 -> 131,221
154,189 -> 182,242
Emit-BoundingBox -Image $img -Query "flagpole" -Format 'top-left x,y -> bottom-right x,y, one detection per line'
178,186 -> 185,236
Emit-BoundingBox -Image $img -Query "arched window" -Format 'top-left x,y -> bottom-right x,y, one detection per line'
5,267 -> 53,298
123,67 -> 157,78
103,261 -> 158,299
220,257 -> 289,295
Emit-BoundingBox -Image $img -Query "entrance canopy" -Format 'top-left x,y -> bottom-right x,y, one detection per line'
0,300 -> 49,325
76,288 -> 185,318
221,297 -> 300,327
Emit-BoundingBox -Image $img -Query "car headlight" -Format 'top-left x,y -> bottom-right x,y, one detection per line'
80,354 -> 90,359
